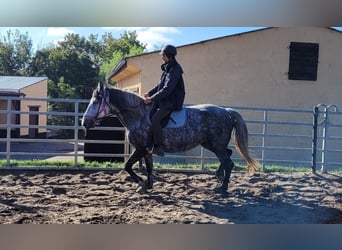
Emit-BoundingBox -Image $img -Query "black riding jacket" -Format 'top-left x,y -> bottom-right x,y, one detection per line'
148,59 -> 185,111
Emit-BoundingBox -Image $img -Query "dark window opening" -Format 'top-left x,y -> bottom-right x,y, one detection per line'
288,42 -> 319,81
29,106 -> 39,138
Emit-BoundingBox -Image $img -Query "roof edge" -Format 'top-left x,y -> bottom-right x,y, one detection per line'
125,27 -> 271,59
106,58 -> 127,81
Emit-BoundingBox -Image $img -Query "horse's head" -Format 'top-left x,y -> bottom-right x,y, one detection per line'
81,82 -> 112,130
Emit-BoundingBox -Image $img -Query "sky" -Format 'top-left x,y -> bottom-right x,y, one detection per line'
1,26 -> 341,54
0,27 -> 265,52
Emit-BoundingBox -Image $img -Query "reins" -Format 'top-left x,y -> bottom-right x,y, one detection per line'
94,88 -> 144,125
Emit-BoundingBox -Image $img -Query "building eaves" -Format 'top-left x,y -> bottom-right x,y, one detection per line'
106,59 -> 127,81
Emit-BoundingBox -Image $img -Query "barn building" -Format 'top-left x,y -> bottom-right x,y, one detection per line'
108,27 -> 342,110
107,27 -> 342,168
0,76 -> 48,138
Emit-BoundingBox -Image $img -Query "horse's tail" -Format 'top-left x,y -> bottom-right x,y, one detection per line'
228,109 -> 260,173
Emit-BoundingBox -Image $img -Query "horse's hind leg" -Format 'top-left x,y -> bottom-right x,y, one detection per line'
215,156 -> 234,194
202,143 -> 234,194
212,148 -> 234,194
215,148 -> 233,182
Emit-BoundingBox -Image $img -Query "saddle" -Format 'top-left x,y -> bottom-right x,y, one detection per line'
153,107 -> 187,128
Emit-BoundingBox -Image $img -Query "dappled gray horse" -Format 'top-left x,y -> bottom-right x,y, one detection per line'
82,83 -> 259,194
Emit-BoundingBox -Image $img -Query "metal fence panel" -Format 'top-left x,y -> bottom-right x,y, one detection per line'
1,96 -> 341,172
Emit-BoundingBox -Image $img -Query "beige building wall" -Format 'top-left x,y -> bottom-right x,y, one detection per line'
0,100 -> 17,132
116,27 -> 342,110
20,79 -> 48,136
117,71 -> 142,94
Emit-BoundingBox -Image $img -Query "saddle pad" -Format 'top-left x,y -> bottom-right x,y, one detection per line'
166,108 -> 186,128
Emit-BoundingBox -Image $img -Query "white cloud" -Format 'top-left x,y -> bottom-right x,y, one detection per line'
138,31 -> 170,49
101,27 -> 180,51
138,27 -> 180,51
147,27 -> 179,34
101,27 -> 145,32
46,28 -> 75,47
47,27 -> 74,37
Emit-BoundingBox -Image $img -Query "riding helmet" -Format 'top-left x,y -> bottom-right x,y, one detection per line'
160,44 -> 177,57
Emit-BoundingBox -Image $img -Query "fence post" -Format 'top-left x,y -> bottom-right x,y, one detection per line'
261,110 -> 268,171
312,106 -> 319,173
321,108 -> 327,173
200,146 -> 204,170
74,101 -> 79,168
6,97 -> 12,167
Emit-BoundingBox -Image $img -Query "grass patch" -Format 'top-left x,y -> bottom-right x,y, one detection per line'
263,165 -> 311,173
0,159 -> 341,174
0,159 -> 123,169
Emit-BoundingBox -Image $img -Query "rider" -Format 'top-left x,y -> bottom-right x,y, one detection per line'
143,44 -> 185,156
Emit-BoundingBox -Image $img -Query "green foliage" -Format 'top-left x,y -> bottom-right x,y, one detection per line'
0,29 -> 33,75
1,28 -> 146,126
99,31 -> 146,81
28,30 -> 146,99
30,33 -> 100,99
47,78 -> 77,128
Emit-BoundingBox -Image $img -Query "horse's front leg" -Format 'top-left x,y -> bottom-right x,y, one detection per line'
124,149 -> 145,187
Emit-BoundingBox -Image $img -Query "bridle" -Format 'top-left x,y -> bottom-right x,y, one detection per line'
92,88 -> 119,124
89,87 -> 146,126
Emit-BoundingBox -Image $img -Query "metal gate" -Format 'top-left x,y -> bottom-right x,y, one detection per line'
312,104 -> 342,173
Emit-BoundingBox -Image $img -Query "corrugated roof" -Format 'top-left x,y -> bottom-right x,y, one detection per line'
0,76 -> 47,93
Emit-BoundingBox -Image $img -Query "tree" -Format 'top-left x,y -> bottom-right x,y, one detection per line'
30,30 -> 146,99
99,31 -> 146,81
0,28 -> 146,128
29,47 -> 61,83
0,29 -> 33,75
30,33 -> 101,99
47,77 -> 77,129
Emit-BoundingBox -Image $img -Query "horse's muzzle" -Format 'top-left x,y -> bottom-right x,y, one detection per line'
81,118 -> 95,130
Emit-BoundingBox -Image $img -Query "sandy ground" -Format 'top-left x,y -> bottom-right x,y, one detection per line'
0,168 -> 341,224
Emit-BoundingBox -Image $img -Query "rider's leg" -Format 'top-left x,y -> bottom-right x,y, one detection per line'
151,108 -> 170,156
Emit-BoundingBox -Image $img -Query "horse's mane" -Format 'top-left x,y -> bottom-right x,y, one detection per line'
105,84 -> 145,111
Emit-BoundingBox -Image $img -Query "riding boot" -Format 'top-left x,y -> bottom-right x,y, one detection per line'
150,108 -> 169,157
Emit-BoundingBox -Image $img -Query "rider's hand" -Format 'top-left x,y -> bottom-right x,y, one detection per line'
144,96 -> 152,104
